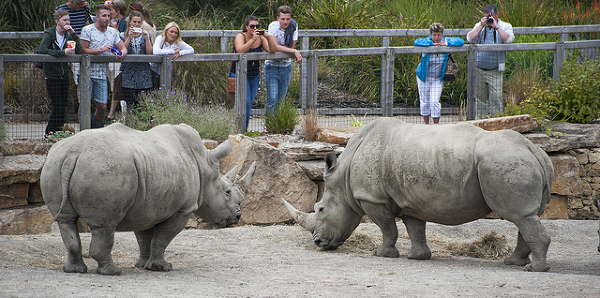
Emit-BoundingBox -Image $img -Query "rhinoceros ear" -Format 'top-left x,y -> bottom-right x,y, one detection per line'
211,139 -> 232,161
324,152 -> 337,175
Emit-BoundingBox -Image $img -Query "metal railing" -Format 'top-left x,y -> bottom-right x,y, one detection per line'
1,25 -> 599,135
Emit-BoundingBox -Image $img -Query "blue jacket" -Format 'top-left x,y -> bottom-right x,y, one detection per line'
415,36 -> 464,82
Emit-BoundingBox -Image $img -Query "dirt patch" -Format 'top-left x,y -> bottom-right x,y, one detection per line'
1,220 -> 599,297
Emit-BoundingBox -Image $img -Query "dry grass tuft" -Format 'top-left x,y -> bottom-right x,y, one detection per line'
301,109 -> 319,141
447,231 -> 512,259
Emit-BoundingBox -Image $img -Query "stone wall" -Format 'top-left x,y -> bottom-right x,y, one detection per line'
1,116 -> 599,235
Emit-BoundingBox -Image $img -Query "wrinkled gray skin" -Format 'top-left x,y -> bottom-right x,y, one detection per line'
595,198 -> 600,253
41,123 -> 255,275
284,118 -> 554,272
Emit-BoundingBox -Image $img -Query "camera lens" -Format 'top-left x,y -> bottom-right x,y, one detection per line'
487,17 -> 494,23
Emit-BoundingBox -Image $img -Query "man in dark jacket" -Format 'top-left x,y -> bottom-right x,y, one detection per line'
37,9 -> 83,137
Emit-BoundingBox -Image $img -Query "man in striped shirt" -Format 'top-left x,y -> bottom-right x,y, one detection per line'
54,0 -> 91,35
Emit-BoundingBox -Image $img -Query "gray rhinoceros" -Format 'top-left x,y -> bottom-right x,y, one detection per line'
284,118 -> 554,272
41,123 -> 255,275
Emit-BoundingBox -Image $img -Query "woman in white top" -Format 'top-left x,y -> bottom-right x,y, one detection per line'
153,22 -> 194,61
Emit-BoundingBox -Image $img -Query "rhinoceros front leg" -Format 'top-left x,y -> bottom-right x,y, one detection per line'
361,201 -> 399,258
143,212 -> 191,271
57,219 -> 87,273
134,229 -> 153,268
89,227 -> 121,275
402,216 -> 432,260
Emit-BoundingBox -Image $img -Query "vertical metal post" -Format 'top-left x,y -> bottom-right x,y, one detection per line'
300,36 -> 310,110
466,45 -> 477,120
160,55 -> 173,89
553,34 -> 568,82
79,55 -> 91,130
235,54 -> 248,132
0,56 -> 4,121
380,47 -> 394,117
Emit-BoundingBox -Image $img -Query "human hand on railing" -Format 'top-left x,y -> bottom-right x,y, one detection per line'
294,49 -> 302,63
433,40 -> 446,46
172,48 -> 181,60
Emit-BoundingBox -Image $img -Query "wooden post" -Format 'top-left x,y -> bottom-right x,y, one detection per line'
79,55 -> 91,130
307,51 -> 318,112
235,54 -> 248,132
300,36 -> 310,110
160,55 -> 173,89
221,36 -> 228,53
380,47 -> 394,117
553,33 -> 568,82
0,56 -> 4,121
466,45 -> 477,120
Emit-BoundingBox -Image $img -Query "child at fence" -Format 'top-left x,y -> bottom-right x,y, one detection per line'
230,15 -> 277,130
37,9 -> 83,137
414,23 -> 464,124
118,11 -> 153,111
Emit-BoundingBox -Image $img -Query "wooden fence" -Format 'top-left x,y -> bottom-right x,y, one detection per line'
1,25 -> 599,132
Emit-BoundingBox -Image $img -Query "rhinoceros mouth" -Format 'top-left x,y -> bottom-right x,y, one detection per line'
313,233 -> 340,250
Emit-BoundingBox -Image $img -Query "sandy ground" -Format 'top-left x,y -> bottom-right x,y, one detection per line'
1,219 -> 599,297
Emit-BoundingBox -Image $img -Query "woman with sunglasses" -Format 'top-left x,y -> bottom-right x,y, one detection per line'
230,15 -> 277,131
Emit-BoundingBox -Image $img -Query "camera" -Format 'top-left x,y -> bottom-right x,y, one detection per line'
257,30 -> 265,35
486,16 -> 494,24
133,27 -> 143,33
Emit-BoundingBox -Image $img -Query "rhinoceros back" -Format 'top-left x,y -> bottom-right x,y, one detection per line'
41,123 -> 209,231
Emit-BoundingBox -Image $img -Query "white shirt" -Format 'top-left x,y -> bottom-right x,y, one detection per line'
152,35 -> 195,56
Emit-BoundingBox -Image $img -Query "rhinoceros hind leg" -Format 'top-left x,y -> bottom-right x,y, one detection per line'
58,220 -> 87,273
402,216 -> 432,260
514,216 -> 550,272
134,229 -> 153,268
89,227 -> 121,275
144,212 -> 190,271
361,201 -> 400,258
503,232 -> 531,266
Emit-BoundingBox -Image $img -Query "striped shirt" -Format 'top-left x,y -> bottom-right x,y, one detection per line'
54,4 -> 91,35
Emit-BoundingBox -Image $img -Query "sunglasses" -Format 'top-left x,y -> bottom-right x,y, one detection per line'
249,24 -> 260,29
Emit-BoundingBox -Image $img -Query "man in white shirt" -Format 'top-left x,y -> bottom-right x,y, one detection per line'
466,4 -> 514,118
80,4 -> 127,128
264,6 -> 303,114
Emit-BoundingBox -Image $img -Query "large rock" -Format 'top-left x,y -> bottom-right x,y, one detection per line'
0,205 -> 53,234
0,140 -> 52,156
0,155 -> 45,186
468,114 -> 539,132
316,126 -> 359,145
549,154 -> 583,196
278,141 -> 343,161
540,195 -> 569,220
525,122 -> 600,153
219,135 -> 318,224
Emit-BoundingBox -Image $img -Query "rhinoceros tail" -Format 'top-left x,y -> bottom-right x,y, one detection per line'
56,154 -> 79,218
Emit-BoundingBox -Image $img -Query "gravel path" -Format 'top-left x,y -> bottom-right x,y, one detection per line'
1,219 -> 599,297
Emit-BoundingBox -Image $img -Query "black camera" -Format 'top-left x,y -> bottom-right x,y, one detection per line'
257,30 -> 265,35
486,16 -> 494,24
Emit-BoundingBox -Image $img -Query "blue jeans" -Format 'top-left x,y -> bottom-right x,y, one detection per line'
230,71 -> 260,130
264,64 -> 292,114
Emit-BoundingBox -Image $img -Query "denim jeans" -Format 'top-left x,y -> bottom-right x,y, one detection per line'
264,64 -> 292,114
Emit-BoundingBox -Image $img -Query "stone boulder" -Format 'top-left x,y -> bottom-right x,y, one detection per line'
277,141 -> 343,161
549,154 -> 583,196
316,126 -> 359,145
0,155 -> 45,209
219,134 -> 318,224
0,205 -> 54,234
468,114 -> 539,133
525,122 -> 600,153
0,140 -> 52,156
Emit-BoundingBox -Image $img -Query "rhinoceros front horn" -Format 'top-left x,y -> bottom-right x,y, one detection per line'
282,199 -> 316,232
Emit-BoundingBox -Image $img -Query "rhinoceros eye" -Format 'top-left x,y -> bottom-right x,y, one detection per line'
318,206 -> 325,212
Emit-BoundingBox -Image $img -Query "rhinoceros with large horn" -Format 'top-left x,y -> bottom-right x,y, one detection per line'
41,123 -> 255,275
284,118 -> 554,272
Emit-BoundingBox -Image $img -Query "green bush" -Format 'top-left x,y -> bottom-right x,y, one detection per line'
126,87 -> 239,141
0,121 -> 7,141
505,57 -> 600,124
264,100 -> 299,134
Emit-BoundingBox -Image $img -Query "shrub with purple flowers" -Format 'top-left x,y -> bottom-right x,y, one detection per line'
125,87 -> 239,141
0,120 -> 7,141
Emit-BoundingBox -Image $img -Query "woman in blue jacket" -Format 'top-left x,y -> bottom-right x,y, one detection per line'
415,23 -> 464,124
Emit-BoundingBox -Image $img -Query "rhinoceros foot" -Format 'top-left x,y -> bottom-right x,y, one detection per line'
524,262 -> 550,272
503,255 -> 531,266
96,263 -> 122,275
146,259 -> 172,272
63,261 -> 87,274
134,257 -> 149,268
407,247 -> 432,260
373,246 -> 399,258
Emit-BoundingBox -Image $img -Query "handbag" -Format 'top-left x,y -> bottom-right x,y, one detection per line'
444,53 -> 458,82
227,76 -> 236,93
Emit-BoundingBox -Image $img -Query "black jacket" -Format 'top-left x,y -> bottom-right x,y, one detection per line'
36,26 -> 82,79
